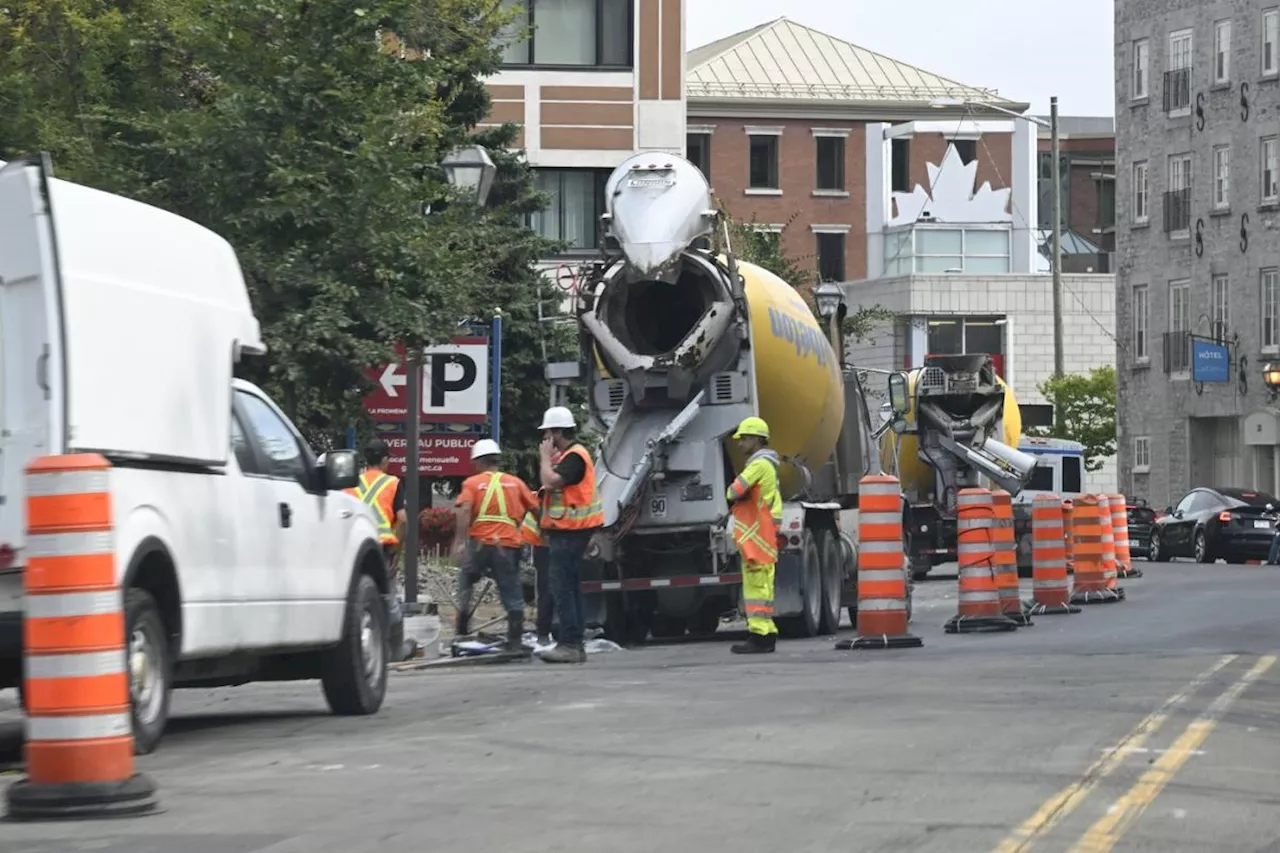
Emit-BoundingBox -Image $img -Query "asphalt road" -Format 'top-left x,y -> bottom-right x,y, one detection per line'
1,562 -> 1279,853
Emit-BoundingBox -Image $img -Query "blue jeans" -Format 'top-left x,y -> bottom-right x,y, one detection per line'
548,532 -> 591,646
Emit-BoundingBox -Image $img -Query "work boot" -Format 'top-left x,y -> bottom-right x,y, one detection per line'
730,633 -> 776,655
505,611 -> 529,655
454,612 -> 470,638
540,642 -> 587,664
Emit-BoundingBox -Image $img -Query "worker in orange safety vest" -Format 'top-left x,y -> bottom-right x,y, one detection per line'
536,406 -> 604,664
344,439 -> 407,570
725,416 -> 782,654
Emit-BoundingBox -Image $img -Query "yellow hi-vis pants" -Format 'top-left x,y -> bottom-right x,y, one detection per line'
743,560 -> 778,636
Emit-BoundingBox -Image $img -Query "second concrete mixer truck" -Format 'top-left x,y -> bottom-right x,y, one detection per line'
553,151 -> 901,645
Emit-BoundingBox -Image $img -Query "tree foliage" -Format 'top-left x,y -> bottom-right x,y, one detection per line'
0,0 -> 553,457
1028,366 -> 1117,472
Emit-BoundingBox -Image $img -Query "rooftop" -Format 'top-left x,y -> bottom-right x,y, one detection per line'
686,17 -> 1023,107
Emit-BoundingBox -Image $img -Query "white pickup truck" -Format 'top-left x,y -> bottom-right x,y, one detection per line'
0,155 -> 401,753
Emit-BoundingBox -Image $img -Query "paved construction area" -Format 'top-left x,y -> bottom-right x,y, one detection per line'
2,562 -> 1279,852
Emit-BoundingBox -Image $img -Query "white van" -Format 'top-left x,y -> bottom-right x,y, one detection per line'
0,155 -> 400,752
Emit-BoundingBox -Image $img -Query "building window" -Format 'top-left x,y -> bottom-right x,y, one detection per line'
530,168 -> 609,251
1214,19 -> 1232,83
1134,436 -> 1151,473
1133,284 -> 1149,362
1263,268 -> 1279,351
1164,153 -> 1191,233
884,226 -> 1012,275
950,139 -> 976,164
1164,29 -> 1193,113
815,232 -> 846,281
1265,9 -> 1279,75
687,133 -> 711,180
748,134 -> 779,190
1133,160 -> 1149,223
891,138 -> 911,193
1133,38 -> 1149,98
1263,136 -> 1279,201
925,317 -> 1007,376
499,0 -> 632,68
815,136 -> 846,192
1212,274 -> 1230,338
1213,145 -> 1230,208
1166,279 -> 1191,374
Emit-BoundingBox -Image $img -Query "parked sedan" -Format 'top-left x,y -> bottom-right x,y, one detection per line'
1127,502 -> 1158,559
1148,487 -> 1279,563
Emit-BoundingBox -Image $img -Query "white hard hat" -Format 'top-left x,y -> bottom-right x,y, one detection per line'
538,406 -> 576,430
470,438 -> 501,460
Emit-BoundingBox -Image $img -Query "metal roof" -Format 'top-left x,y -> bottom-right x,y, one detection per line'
1032,115 -> 1115,136
687,17 -> 1019,106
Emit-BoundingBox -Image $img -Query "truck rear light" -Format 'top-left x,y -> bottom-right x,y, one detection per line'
0,545 -> 12,569
1219,511 -> 1232,522
777,533 -> 788,549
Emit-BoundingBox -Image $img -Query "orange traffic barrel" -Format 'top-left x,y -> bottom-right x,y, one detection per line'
945,488 -> 1018,633
1097,494 -> 1125,599
1109,493 -> 1142,579
4,454 -> 158,820
990,490 -> 1031,626
835,474 -> 921,650
1069,494 -> 1122,605
1026,493 -> 1080,616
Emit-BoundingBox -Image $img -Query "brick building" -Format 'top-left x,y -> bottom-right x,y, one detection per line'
1035,116 -> 1117,272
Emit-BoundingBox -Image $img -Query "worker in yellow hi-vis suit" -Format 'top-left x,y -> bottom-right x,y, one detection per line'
725,416 -> 783,655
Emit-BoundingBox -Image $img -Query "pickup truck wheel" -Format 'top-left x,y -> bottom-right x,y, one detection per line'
126,589 -> 172,756
322,575 -> 388,716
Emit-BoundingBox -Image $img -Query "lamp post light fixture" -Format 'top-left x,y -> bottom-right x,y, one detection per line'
812,281 -> 847,369
1263,363 -> 1280,401
440,144 -> 497,206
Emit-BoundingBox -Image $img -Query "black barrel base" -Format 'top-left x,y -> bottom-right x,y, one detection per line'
944,614 -> 1019,634
6,773 -> 159,821
836,633 -> 924,650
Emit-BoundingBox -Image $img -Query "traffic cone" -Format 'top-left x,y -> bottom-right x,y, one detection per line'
1024,493 -> 1080,615
991,490 -> 1032,626
1070,494 -> 1123,604
945,488 -> 1018,633
1109,493 -> 1143,578
836,474 -> 921,650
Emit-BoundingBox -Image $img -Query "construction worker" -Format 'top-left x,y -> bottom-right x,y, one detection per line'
452,439 -> 539,652
345,439 -> 407,568
536,406 -> 604,664
726,416 -> 782,655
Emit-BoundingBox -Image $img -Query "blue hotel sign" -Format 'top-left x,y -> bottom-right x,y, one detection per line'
1191,338 -> 1230,383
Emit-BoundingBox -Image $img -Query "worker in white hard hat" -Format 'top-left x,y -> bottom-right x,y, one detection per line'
536,405 -> 604,664
452,438 -> 539,653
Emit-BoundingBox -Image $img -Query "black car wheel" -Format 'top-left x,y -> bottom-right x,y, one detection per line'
1149,529 -> 1164,562
1194,530 -> 1211,564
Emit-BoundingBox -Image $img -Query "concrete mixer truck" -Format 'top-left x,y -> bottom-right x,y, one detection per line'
879,355 -> 1039,579
555,151 -> 897,645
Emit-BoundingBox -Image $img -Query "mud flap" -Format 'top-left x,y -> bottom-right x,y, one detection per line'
772,551 -> 803,617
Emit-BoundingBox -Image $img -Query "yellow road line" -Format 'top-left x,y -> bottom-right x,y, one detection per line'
989,654 -> 1236,853
1066,654 -> 1277,853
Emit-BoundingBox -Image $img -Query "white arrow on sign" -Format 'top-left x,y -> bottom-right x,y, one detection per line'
379,363 -> 407,397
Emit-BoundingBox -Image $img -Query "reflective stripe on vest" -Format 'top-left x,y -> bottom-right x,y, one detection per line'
729,453 -> 779,564
356,472 -> 398,544
542,444 -> 605,530
475,472 -> 518,529
520,513 -> 543,546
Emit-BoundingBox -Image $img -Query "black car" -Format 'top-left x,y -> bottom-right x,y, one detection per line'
1148,487 -> 1279,563
1127,502 -> 1158,559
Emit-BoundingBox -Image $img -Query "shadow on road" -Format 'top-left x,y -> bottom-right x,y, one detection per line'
164,708 -> 330,739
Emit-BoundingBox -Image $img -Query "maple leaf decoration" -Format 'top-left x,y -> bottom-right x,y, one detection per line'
889,144 -> 1012,225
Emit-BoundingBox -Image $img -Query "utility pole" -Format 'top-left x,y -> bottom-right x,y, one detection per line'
1050,95 -> 1065,379
403,348 -> 421,604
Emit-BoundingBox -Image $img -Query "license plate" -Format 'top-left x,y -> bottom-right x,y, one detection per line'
1255,520 -> 1272,529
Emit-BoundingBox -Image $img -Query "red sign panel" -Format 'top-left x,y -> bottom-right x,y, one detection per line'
382,434 -> 477,478
363,337 -> 489,424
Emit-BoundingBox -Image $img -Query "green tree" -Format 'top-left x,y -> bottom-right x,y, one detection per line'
1028,366 -> 1117,472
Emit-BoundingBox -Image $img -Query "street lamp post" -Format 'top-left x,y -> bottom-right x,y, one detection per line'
813,282 -> 846,364
403,144 -> 498,604
930,97 -> 1064,379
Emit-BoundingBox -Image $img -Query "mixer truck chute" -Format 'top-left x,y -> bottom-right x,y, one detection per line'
564,151 -> 901,644
882,354 -> 1039,579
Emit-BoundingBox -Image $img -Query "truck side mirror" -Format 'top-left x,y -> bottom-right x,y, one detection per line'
887,372 -> 910,415
323,450 -> 359,491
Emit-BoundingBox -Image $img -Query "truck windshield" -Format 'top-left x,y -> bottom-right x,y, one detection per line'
1027,465 -> 1055,492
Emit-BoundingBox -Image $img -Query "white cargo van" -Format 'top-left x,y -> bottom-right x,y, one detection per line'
0,155 -> 400,753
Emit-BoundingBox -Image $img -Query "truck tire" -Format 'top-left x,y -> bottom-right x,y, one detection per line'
321,574 -> 388,716
126,588 -> 172,756
777,530 -> 821,639
817,530 -> 843,636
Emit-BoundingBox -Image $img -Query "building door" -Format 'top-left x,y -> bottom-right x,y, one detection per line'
1212,416 -> 1242,486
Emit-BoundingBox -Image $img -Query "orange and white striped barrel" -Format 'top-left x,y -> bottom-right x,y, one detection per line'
945,488 -> 1017,633
990,490 -> 1030,625
1108,493 -> 1142,578
1027,493 -> 1079,615
1069,494 -> 1121,605
1062,498 -> 1075,572
838,474 -> 921,650
5,454 -> 157,820
1097,494 -> 1120,594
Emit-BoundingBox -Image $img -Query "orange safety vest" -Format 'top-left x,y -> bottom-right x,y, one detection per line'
728,460 -> 779,565
520,512 -> 543,547
345,469 -> 400,546
541,444 -> 604,531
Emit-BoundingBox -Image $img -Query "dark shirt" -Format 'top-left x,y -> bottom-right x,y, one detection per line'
554,450 -> 586,488
391,479 -> 405,515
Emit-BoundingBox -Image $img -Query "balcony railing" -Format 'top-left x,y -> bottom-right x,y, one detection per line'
1163,188 -> 1191,233
1163,330 -> 1191,374
1163,67 -> 1191,113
